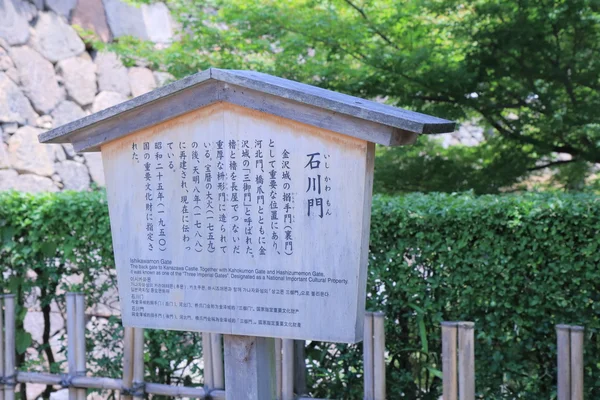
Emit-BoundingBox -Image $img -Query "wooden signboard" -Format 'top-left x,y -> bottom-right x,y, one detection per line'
39,68 -> 454,344
103,103 -> 374,343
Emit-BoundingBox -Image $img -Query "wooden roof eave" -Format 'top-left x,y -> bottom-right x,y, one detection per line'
38,68 -> 454,152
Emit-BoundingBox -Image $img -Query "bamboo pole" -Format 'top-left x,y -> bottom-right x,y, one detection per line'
75,294 -> 87,400
66,293 -> 78,400
16,372 -> 122,390
274,338 -> 282,399
210,333 -> 224,390
145,382 -> 207,398
210,389 -> 226,400
4,295 -> 15,400
202,332 -> 214,391
458,322 -> 475,400
132,328 -> 145,398
441,322 -> 458,400
0,296 -> 4,400
373,312 -> 386,400
293,340 -> 307,396
282,339 -> 294,400
570,326 -> 584,400
556,325 -> 571,400
363,312 -> 374,400
122,327 -> 135,400
14,371 -> 217,397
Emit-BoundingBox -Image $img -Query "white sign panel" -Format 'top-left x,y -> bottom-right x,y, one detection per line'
102,103 -> 374,343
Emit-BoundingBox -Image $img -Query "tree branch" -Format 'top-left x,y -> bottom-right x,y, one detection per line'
342,0 -> 400,51
528,159 -> 574,171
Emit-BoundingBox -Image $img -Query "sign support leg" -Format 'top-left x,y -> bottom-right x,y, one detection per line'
224,335 -> 276,400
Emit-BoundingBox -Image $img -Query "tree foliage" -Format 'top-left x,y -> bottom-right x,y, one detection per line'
99,0 -> 600,192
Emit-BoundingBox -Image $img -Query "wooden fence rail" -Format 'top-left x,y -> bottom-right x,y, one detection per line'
441,322 -> 585,400
0,294 -> 386,400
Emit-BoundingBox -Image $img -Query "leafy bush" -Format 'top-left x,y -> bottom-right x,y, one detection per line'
362,192 -> 600,400
0,191 -> 204,399
1,191 -> 599,399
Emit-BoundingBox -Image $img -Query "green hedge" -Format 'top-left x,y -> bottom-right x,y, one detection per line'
1,191 -> 599,399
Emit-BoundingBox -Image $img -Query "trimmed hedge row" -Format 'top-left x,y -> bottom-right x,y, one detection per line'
1,191 -> 599,399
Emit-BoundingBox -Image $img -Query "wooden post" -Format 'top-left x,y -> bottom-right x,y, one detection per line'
211,333 -> 225,390
458,322 -> 475,400
373,312 -> 385,400
75,294 -> 87,400
132,328 -> 145,398
121,326 -> 135,400
0,296 -> 5,400
274,338 -> 282,399
293,340 -> 307,396
223,335 -> 275,400
66,294 -> 77,400
556,325 -> 571,400
363,312 -> 374,400
202,332 -> 214,391
441,322 -> 458,400
570,326 -> 584,400
3,295 -> 15,400
282,339 -> 294,400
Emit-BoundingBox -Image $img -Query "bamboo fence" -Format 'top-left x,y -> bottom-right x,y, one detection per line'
0,294 -> 387,400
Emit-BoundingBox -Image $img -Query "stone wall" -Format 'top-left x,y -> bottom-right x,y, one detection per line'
0,0 -> 174,193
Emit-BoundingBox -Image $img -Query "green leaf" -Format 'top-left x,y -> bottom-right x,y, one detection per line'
16,331 -> 32,355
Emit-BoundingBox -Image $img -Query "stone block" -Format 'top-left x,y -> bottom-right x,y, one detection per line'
128,66 -> 156,97
56,56 -> 97,106
30,12 -> 85,63
71,0 -> 111,42
95,51 -> 130,96
91,90 -> 127,113
55,159 -> 90,190
7,126 -> 57,176
0,0 -> 31,46
0,72 -> 38,125
51,100 -> 86,127
84,152 -> 105,186
45,0 -> 77,19
10,46 -> 63,114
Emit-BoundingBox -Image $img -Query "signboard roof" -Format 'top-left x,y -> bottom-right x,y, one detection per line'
39,68 -> 455,152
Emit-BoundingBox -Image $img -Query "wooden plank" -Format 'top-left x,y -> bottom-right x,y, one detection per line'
354,142 -> 376,338
39,68 -> 455,151
221,85 -> 413,147
556,325 -> 571,400
373,312 -> 386,400
70,81 -> 221,152
441,322 -> 458,400
363,312 -> 374,400
458,322 -> 475,400
223,335 -> 275,400
38,69 -> 213,144
102,103 -> 374,343
282,339 -> 294,400
293,340 -> 307,396
211,69 -> 456,134
3,295 -> 15,400
570,326 -> 584,400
